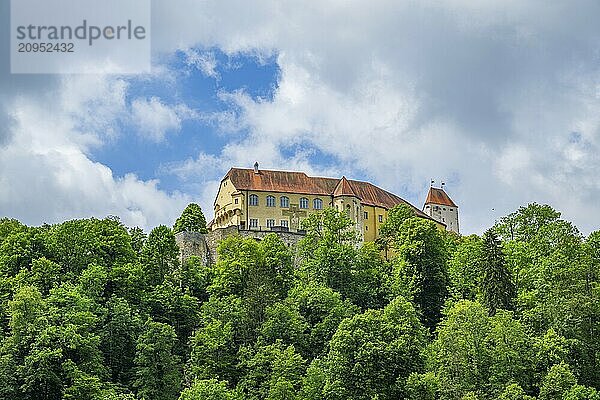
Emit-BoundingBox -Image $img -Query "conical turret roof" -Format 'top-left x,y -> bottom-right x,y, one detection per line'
333,176 -> 359,198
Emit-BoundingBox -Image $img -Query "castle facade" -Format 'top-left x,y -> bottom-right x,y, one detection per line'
211,163 -> 459,241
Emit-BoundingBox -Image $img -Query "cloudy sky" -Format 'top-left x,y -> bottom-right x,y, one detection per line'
1,0 -> 600,234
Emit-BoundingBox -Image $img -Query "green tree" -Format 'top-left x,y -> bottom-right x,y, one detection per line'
497,384 -> 535,400
298,208 -> 358,297
487,311 -> 535,394
209,234 -> 294,340
391,218 -> 449,331
430,303 -> 534,398
62,360 -> 104,400
481,229 -> 516,315
0,218 -> 26,243
176,256 -> 213,302
564,385 -> 600,400
349,242 -> 390,310
45,217 -> 134,277
109,262 -> 146,305
134,319 -> 182,400
448,235 -> 483,301
9,283 -> 105,400
9,286 -> 46,356
299,358 -> 328,400
173,203 -> 208,234
533,328 -> 572,385
78,263 -> 108,302
321,296 -> 427,400
259,301 -> 308,354
494,203 -> 561,242
141,225 -> 180,287
405,372 -> 439,400
179,379 -> 239,400
29,257 -> 61,295
428,301 -> 491,399
142,281 -> 200,357
378,204 -> 418,254
128,227 -> 147,256
101,296 -> 142,386
538,363 -> 576,400
288,283 -> 358,359
237,341 -> 305,400
188,295 -> 244,384
0,228 -> 46,277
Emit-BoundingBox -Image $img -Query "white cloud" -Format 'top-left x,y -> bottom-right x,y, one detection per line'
149,0 -> 600,234
130,96 -> 197,142
0,76 -> 191,231
183,48 -> 220,79
4,1 -> 600,234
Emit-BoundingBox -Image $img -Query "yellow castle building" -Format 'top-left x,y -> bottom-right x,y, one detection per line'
211,163 -> 458,241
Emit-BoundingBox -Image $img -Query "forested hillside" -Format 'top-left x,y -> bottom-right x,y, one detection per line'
0,203 -> 598,400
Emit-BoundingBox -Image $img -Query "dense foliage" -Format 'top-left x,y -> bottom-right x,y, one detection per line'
0,202 -> 598,399
173,203 -> 208,234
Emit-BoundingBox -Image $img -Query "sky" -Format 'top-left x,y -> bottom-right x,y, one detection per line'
1,0 -> 600,235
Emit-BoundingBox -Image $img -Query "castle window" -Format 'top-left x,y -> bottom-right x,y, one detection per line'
234,198 -> 239,204
266,195 -> 276,207
299,197 -> 309,209
280,196 -> 289,208
249,218 -> 258,228
281,220 -> 289,228
266,219 -> 275,228
313,198 -> 323,210
364,211 -> 368,219
365,225 -> 368,231
378,215 -> 383,223
249,194 -> 259,206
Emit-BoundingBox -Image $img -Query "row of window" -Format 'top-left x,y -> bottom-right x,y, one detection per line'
363,211 -> 384,223
249,218 -> 290,228
425,205 -> 455,212
248,194 -> 322,209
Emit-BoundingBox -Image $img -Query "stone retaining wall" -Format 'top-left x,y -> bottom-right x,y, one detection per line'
175,226 -> 305,265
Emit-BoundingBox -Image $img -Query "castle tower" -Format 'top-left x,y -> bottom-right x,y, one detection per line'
333,176 -> 364,239
423,185 -> 459,234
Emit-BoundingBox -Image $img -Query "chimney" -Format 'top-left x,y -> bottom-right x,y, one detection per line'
254,162 -> 259,174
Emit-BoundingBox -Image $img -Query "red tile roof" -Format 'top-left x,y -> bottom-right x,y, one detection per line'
225,168 -> 338,195
425,187 -> 458,208
223,167 -> 430,218
333,176 -> 358,197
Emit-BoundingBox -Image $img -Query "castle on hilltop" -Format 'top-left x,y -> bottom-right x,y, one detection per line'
176,163 -> 459,265
211,163 -> 459,238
